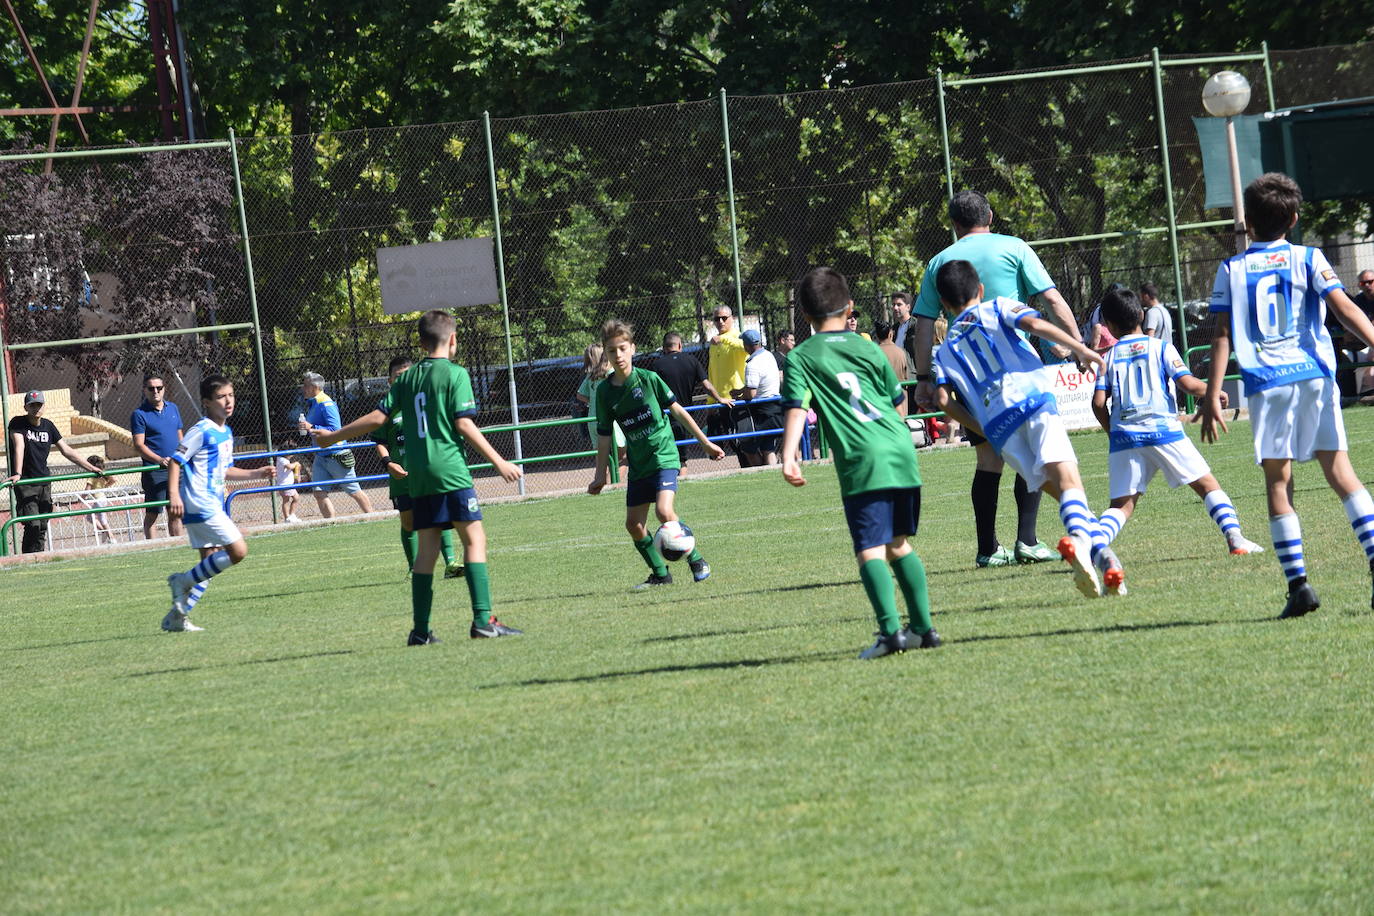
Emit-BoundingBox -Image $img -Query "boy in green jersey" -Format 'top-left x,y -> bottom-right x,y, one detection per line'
371,355 -> 462,579
315,310 -> 525,645
779,267 -> 940,659
588,319 -> 725,588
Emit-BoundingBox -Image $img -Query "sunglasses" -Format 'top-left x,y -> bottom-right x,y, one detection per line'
146,385 -> 164,391
712,315 -> 730,322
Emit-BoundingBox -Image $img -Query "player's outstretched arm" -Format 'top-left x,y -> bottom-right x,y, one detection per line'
780,407 -> 808,487
1019,315 -> 1104,373
455,416 -> 523,482
312,409 -> 386,448
1328,288 -> 1374,352
588,433 -> 612,494
668,401 -> 724,461
1197,320 -> 1231,443
225,463 -> 275,481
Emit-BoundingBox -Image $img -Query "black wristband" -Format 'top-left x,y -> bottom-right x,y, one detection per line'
915,373 -> 932,382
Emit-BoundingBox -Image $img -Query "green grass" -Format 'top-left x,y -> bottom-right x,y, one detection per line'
4,413 -> 1374,913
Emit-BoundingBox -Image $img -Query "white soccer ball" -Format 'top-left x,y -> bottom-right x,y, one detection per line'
654,520 -> 695,562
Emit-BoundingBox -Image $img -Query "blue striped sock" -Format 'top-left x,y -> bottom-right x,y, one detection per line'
1059,488 -> 1105,560
1099,508 -> 1127,546
1342,489 -> 1374,561
1269,513 -> 1305,582
1205,489 -> 1240,541
185,581 -> 209,611
187,550 -> 232,584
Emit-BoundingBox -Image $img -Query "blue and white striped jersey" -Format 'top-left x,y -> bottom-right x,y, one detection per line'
174,417 -> 235,522
933,296 -> 1056,449
1210,240 -> 1344,396
1095,334 -> 1190,452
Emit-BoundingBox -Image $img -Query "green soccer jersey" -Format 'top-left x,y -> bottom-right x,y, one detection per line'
369,405 -> 408,498
780,330 -> 921,497
595,367 -> 680,478
379,357 -> 478,497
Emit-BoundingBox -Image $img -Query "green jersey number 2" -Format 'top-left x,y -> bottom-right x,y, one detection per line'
837,372 -> 883,422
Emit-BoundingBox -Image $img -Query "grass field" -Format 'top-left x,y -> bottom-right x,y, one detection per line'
4,412 -> 1374,913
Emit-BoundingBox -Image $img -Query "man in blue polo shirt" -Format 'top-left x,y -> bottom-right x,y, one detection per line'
131,373 -> 184,539
297,371 -> 373,518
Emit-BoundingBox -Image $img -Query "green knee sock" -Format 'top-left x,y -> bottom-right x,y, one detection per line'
686,547 -> 704,564
892,551 -> 933,634
634,536 -> 668,576
466,562 -> 491,628
859,558 -> 902,636
440,528 -> 456,566
411,573 -> 434,635
401,529 -> 417,570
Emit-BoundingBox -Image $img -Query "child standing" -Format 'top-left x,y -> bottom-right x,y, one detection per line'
931,260 -> 1122,599
1199,172 -> 1374,618
274,453 -> 302,522
164,375 -> 275,632
778,267 -> 938,659
587,319 -> 724,588
1091,288 -> 1263,555
315,310 -> 525,644
87,455 -> 117,544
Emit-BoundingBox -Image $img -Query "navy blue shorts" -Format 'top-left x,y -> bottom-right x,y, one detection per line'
841,487 -> 922,553
391,493 -> 414,512
142,469 -> 169,514
412,488 -> 483,529
626,467 -> 679,507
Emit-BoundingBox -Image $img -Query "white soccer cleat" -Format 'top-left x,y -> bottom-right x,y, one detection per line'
1227,536 -> 1265,555
1057,534 -> 1101,599
167,573 -> 192,614
161,610 -> 204,633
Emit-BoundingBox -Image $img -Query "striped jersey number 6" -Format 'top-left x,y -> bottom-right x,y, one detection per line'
1254,274 -> 1289,339
836,372 -> 882,422
414,392 -> 430,438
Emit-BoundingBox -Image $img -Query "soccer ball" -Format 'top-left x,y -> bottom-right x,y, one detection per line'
654,520 -> 695,562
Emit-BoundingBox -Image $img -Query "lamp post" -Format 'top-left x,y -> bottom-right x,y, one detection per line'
1202,71 -> 1252,253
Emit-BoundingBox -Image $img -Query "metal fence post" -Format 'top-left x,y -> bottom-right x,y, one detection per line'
483,111 -> 525,495
1261,40 -> 1277,109
936,69 -> 957,244
227,128 -> 277,522
720,88 -> 744,315
1151,49 -> 1188,352
0,300 -> 13,554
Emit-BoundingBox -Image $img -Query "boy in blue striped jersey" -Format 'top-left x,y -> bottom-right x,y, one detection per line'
163,375 -> 273,632
1200,172 -> 1374,618
1091,288 -> 1263,555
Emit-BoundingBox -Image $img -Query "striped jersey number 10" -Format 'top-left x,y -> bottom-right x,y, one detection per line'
836,372 -> 883,422
414,392 -> 430,438
1115,357 -> 1157,409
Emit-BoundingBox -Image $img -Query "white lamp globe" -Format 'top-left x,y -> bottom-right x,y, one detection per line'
1202,71 -> 1252,117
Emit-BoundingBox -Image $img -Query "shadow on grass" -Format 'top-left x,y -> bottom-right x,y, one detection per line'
8,633 -> 148,652
122,649 -> 356,679
253,582 -> 383,600
956,615 -> 1274,645
477,648 -> 852,690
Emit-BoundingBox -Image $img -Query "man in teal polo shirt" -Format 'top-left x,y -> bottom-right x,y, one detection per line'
910,190 -> 1083,569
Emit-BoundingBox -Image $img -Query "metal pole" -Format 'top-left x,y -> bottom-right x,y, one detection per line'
720,88 -> 744,315
1152,48 -> 1188,352
0,140 -> 230,162
483,111 -> 525,496
1261,40 -> 1277,110
4,321 -> 254,351
1225,116 -> 1247,254
227,128 -> 277,521
0,287 -> 12,555
936,69 -> 957,244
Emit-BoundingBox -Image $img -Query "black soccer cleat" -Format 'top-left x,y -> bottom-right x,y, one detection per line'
407,630 -> 442,646
901,627 -> 942,649
634,572 -> 673,590
471,616 -> 523,639
1278,582 -> 1320,619
689,559 -> 711,582
859,629 -> 909,659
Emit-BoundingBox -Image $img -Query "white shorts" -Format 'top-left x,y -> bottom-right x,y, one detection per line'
1248,376 -> 1346,463
185,512 -> 243,549
996,408 -> 1077,492
1109,438 -> 1210,499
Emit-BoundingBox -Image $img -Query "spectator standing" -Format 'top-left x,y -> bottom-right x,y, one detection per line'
576,343 -> 627,475
875,321 -> 912,418
1349,270 -> 1374,398
890,291 -> 914,350
652,332 -> 731,463
6,390 -> 103,553
86,455 -> 117,544
732,329 -> 782,466
275,454 -> 302,522
130,373 -> 184,539
911,189 -> 1082,568
774,329 -> 796,380
297,371 -> 373,518
1140,281 -> 1175,348
844,313 -> 873,340
707,305 -> 747,455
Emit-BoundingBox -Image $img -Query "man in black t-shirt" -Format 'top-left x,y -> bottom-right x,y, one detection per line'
652,332 -> 732,462
6,390 -> 102,553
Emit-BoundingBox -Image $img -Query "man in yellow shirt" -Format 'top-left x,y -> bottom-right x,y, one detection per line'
707,305 -> 747,460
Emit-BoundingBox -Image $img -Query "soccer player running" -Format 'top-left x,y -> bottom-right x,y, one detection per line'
315,310 -> 524,644
588,319 -> 724,588
1199,172 -> 1374,618
163,376 -> 275,632
779,267 -> 939,659
931,261 -> 1122,599
371,355 -> 463,579
1090,287 -> 1264,556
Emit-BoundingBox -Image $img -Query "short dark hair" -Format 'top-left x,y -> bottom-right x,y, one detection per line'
1100,288 -> 1144,334
873,320 -> 895,342
948,190 -> 992,229
388,355 -> 413,374
890,291 -> 912,307
777,328 -> 794,341
935,260 -> 982,308
663,331 -> 682,349
142,373 -> 164,386
1139,281 -> 1160,301
797,266 -> 851,320
200,374 -> 232,400
418,309 -> 456,350
1245,172 -> 1302,241
601,318 -> 634,347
